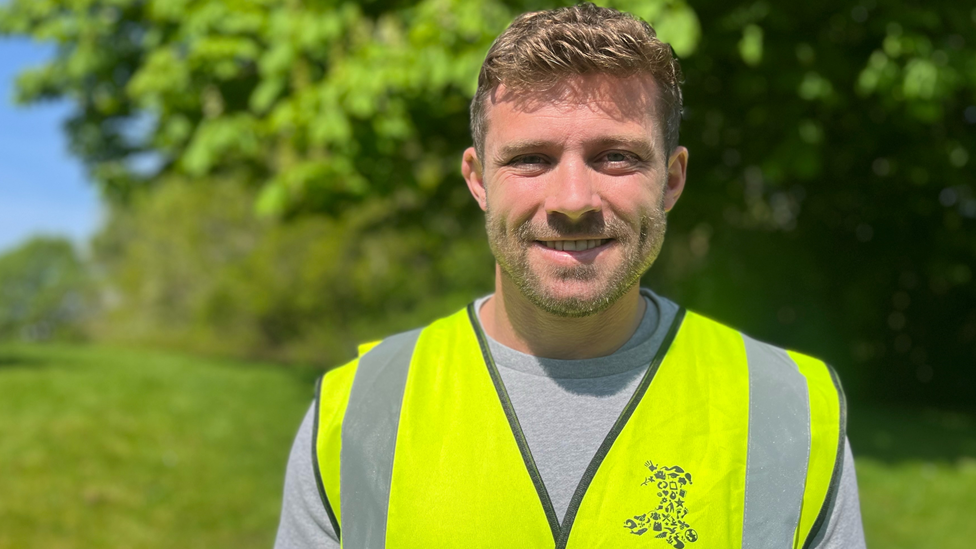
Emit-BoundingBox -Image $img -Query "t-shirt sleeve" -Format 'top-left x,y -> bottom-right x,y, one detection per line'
274,403 -> 340,549
809,436 -> 867,549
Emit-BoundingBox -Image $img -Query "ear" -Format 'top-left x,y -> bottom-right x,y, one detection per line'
462,146 -> 488,211
663,146 -> 689,212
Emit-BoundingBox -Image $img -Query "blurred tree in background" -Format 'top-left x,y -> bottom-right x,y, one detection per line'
1,0 -> 974,407
0,237 -> 90,341
656,0 -> 976,408
89,177 -> 490,365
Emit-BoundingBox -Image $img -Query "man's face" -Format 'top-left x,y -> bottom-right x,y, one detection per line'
463,74 -> 688,317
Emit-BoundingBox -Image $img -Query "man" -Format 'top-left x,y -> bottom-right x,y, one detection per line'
275,4 -> 866,548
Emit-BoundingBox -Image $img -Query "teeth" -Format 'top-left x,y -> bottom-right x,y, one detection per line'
541,239 -> 609,251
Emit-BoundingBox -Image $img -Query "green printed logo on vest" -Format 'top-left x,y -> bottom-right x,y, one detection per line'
623,460 -> 699,548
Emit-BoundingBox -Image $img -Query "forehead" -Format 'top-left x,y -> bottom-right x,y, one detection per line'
483,74 -> 662,152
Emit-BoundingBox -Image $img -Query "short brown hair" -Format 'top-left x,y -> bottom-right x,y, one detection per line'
470,3 -> 683,161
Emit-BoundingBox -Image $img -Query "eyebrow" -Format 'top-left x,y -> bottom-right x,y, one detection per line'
491,135 -> 658,166
492,139 -> 556,165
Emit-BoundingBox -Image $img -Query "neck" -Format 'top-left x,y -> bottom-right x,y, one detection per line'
480,265 -> 646,360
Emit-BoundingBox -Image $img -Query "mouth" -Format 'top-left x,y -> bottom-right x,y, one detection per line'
536,238 -> 612,252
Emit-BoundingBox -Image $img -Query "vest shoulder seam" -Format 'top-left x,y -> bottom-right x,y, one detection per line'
312,374 -> 342,540
800,363 -> 847,549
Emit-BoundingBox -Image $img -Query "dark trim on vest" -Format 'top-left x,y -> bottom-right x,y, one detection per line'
312,374 -> 342,541
801,363 -> 848,549
556,307 -> 686,549
467,303 -> 563,542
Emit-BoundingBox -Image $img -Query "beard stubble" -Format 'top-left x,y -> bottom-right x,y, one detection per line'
485,199 -> 668,318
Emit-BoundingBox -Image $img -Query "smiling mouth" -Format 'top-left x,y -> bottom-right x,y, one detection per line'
538,239 -> 611,251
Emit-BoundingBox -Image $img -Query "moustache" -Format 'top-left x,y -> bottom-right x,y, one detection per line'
514,214 -> 633,242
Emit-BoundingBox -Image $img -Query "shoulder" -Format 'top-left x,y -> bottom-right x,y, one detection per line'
666,306 -> 846,424
315,306 -> 471,419
275,404 -> 341,548
316,358 -> 360,421
674,305 -> 841,379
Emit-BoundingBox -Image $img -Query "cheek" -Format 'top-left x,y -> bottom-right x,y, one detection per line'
602,181 -> 661,218
488,181 -> 545,224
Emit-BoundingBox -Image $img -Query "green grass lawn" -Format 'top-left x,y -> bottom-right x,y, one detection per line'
0,343 -> 312,549
849,405 -> 976,549
1,343 -> 974,548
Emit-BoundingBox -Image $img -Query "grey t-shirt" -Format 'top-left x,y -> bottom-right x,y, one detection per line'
274,290 -> 866,548
481,290 -> 679,521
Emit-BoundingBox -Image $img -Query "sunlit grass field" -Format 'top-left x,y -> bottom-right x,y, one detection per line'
0,343 -> 311,549
1,343 -> 974,548
849,405 -> 976,549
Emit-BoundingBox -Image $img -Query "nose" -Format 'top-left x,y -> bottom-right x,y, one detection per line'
544,159 -> 602,221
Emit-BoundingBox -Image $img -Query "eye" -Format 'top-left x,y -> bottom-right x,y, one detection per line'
596,150 -> 647,173
510,154 -> 548,166
603,151 -> 639,164
504,154 -> 551,175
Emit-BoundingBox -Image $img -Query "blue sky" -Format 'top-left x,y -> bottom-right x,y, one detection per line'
0,37 -> 101,254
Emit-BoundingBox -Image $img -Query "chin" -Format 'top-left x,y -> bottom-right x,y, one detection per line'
524,278 -> 623,318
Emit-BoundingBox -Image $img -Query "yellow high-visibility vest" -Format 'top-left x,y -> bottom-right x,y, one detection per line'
313,305 -> 845,549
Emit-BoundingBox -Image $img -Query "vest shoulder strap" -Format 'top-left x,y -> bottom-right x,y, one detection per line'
313,329 -> 423,545
313,358 -> 358,538
787,349 -> 847,548
682,312 -> 846,548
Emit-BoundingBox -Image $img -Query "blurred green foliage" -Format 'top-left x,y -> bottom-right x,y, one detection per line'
2,0 -> 975,407
650,0 -> 976,408
89,177 -> 493,365
0,237 -> 90,341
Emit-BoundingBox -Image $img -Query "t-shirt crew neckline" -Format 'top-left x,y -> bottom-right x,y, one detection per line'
473,288 -> 679,379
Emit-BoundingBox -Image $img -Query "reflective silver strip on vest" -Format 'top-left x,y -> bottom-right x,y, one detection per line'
341,329 -> 422,549
741,335 -> 811,549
